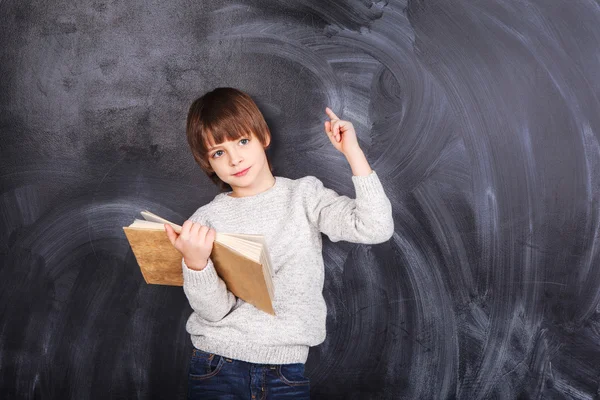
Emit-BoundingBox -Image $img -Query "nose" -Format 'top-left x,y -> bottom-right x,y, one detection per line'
229,148 -> 243,166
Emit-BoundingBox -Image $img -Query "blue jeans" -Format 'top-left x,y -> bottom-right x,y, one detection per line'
187,348 -> 310,399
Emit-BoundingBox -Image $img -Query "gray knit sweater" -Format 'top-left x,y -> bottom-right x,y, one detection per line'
182,170 -> 394,364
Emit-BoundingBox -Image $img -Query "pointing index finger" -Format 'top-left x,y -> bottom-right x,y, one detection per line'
325,107 -> 339,120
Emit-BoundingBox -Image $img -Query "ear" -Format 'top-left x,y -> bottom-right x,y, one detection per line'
264,134 -> 271,148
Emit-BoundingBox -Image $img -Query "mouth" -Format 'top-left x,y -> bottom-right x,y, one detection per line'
233,167 -> 251,177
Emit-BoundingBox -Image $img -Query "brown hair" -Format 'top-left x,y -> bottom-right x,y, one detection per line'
186,88 -> 272,191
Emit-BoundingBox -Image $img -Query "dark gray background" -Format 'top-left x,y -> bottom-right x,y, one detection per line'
1,0 -> 600,398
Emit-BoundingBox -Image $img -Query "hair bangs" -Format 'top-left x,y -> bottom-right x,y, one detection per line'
202,115 -> 251,152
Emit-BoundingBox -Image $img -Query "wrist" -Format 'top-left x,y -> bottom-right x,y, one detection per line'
185,257 -> 208,271
344,147 -> 372,176
343,146 -> 363,159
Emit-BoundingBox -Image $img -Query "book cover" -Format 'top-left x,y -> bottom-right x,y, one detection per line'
123,211 -> 275,315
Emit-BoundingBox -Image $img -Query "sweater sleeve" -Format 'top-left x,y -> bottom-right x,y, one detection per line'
306,170 -> 394,244
181,209 -> 237,322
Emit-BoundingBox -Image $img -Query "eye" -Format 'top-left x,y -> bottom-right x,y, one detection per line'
212,150 -> 224,159
240,138 -> 249,145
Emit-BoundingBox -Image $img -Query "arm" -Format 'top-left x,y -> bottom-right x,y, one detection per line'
182,258 -> 237,322
306,171 -> 394,244
309,108 -> 394,243
165,211 -> 236,322
344,146 -> 373,177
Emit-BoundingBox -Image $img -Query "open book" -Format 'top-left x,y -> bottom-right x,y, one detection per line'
123,211 -> 275,315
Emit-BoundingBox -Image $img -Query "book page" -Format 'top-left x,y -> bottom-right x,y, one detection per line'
129,220 -> 166,230
261,251 -> 274,299
223,233 -> 264,243
216,237 -> 261,262
217,236 -> 261,256
222,234 -> 273,281
141,210 -> 182,233
214,240 -> 261,263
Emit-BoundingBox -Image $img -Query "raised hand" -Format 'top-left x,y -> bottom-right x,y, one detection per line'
324,107 -> 361,156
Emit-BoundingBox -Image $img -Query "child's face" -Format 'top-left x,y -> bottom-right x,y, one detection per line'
206,131 -> 271,194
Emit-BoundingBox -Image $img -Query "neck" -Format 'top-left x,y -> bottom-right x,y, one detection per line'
229,169 -> 276,198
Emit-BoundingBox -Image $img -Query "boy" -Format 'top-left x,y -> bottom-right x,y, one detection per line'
165,87 -> 394,399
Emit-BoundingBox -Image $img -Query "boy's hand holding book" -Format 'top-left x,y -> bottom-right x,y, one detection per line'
165,221 -> 215,271
123,211 -> 276,314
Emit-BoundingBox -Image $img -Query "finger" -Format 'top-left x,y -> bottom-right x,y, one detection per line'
325,107 -> 339,120
327,122 -> 334,142
324,121 -> 331,134
164,224 -> 178,246
198,225 -> 210,242
189,222 -> 202,240
337,121 -> 348,141
332,121 -> 341,142
181,220 -> 193,239
206,228 -> 216,244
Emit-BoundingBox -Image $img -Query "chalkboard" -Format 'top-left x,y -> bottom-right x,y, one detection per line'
1,0 -> 599,398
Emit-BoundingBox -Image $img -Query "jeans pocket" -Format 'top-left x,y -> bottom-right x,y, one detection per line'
189,349 -> 225,380
276,364 -> 310,386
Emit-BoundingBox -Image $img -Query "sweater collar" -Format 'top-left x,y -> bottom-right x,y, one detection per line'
216,177 -> 281,202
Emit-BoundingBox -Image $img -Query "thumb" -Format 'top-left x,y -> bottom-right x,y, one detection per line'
164,224 -> 178,246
